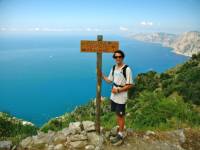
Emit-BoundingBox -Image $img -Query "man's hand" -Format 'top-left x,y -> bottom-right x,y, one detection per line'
101,71 -> 112,83
112,84 -> 134,94
112,87 -> 118,94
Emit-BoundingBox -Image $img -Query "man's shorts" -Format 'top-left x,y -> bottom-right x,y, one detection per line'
111,100 -> 126,116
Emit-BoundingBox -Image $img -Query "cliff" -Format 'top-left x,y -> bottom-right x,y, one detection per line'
172,31 -> 200,56
131,31 -> 200,57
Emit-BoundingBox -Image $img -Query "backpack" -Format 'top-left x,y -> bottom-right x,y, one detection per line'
112,64 -> 128,80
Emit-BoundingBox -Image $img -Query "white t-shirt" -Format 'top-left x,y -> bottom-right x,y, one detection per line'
108,64 -> 133,104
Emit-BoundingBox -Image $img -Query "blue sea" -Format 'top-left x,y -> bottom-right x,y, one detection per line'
0,35 -> 189,126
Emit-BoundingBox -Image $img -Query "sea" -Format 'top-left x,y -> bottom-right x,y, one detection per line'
0,34 -> 189,126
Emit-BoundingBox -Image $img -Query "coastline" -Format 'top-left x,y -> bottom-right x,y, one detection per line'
159,43 -> 192,57
171,50 -> 192,57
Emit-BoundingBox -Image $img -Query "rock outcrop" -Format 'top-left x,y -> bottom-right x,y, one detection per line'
0,141 -> 12,150
1,120 -> 199,150
19,121 -> 104,150
19,122 -> 200,150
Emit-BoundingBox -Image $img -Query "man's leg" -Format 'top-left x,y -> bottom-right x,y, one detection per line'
116,103 -> 125,136
111,114 -> 125,145
111,104 -> 125,145
117,114 -> 125,134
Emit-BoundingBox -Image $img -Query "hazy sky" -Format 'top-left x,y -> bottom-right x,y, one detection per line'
0,0 -> 200,35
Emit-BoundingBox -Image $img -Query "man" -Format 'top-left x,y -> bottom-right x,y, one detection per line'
101,50 -> 133,145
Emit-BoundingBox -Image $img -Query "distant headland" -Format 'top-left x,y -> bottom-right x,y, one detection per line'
130,31 -> 200,57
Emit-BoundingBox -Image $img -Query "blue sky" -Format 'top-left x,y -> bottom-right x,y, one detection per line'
0,0 -> 199,35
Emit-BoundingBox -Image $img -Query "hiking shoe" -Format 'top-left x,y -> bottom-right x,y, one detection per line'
111,134 -> 123,146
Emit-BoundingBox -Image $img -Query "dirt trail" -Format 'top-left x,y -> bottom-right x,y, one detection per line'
104,128 -> 200,150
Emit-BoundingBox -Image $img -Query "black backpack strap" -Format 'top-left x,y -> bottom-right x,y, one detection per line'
111,65 -> 116,87
122,65 -> 128,80
112,65 -> 116,78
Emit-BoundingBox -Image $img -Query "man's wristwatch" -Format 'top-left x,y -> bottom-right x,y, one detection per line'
117,89 -> 120,93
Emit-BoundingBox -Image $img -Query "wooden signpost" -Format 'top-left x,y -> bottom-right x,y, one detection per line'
80,35 -> 119,134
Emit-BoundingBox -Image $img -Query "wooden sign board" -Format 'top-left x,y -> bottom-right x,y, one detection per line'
81,40 -> 119,53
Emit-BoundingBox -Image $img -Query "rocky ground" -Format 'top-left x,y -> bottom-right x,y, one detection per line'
0,121 -> 200,150
105,128 -> 200,150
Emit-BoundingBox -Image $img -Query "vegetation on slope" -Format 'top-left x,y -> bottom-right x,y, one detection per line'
129,52 -> 200,105
0,112 -> 38,144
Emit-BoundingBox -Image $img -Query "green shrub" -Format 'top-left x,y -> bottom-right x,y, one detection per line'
126,91 -> 200,130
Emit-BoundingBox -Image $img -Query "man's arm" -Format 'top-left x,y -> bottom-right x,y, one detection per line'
112,84 -> 133,94
102,74 -> 112,83
118,84 -> 133,92
117,67 -> 134,93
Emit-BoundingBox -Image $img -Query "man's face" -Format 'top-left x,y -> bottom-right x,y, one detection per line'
113,52 -> 123,64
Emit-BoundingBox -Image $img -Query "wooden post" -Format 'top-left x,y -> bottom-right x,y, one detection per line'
80,36 -> 119,134
96,35 -> 103,134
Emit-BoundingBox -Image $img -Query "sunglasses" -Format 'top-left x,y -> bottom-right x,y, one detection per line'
114,55 -> 122,59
